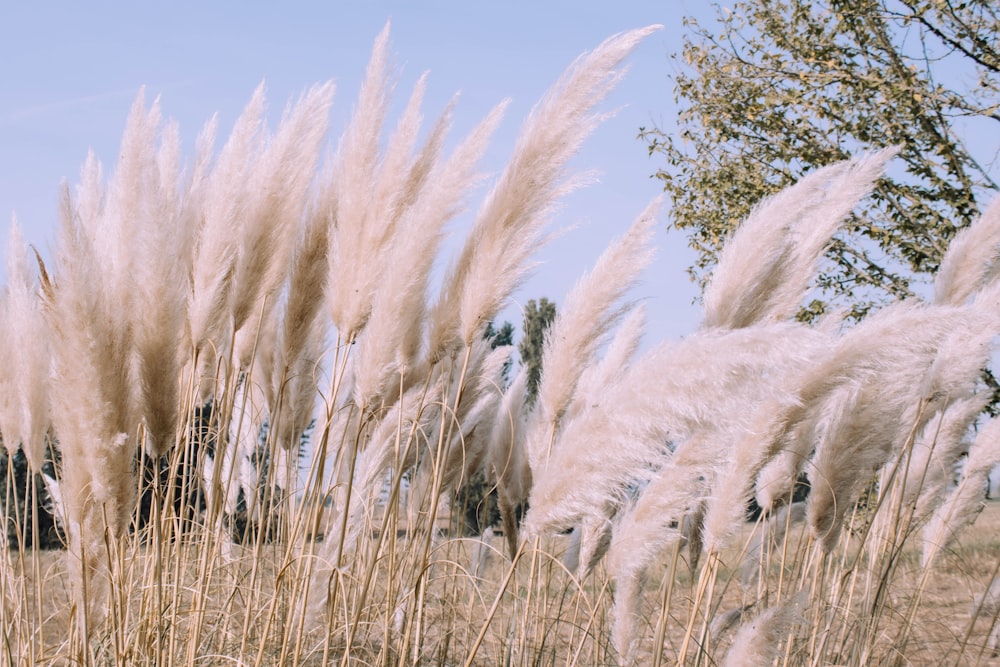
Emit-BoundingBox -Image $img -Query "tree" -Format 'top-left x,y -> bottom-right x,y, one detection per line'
485,319 -> 516,387
518,298 -> 557,403
1,441 -> 63,550
644,0 -> 999,319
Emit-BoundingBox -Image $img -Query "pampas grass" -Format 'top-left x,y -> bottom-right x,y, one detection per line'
922,415 -> 1000,568
4,23 -> 1000,667
427,25 -> 662,361
804,302 -> 987,550
324,24 -> 394,343
523,322 -> 826,541
352,98 -> 507,407
0,219 -> 51,470
720,593 -> 807,667
701,148 -> 897,330
528,198 -> 659,476
934,195 -> 1000,306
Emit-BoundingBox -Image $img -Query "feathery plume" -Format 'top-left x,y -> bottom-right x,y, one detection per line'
0,218 -> 52,469
490,366 -> 531,557
721,594 -> 807,667
528,199 -> 659,472
702,148 -> 898,329
934,195 -> 1000,305
524,322 -> 823,539
188,84 -> 265,361
805,301 -> 984,550
229,82 -> 333,336
129,105 -> 194,457
325,22 -> 395,341
47,179 -> 135,624
907,395 -> 988,522
566,304 -> 646,425
271,212 -> 331,450
922,415 -> 1000,567
608,457 -> 706,660
608,443 -> 713,583
352,98 -> 507,405
427,25 -> 663,360
553,306 -> 648,566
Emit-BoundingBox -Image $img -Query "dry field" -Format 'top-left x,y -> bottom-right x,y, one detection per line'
3,498 -> 998,665
2,21 -> 1000,667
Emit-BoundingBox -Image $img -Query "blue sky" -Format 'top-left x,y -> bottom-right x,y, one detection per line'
0,2 -> 708,342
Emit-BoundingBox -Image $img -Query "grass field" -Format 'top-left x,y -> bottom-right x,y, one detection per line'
2,496 -> 998,665
3,23 -> 1000,666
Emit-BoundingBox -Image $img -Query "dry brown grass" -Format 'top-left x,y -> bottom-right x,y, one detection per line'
5,500 -> 995,665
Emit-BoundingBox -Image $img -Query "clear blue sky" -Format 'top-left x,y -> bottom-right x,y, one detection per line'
0,2 -> 707,343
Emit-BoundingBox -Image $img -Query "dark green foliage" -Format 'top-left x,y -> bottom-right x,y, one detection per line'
133,400 -> 311,544
646,0 -> 999,320
223,417 -> 310,545
1,440 -> 64,550
485,319 -> 515,387
133,401 -> 212,540
518,298 -> 557,403
453,470 -> 502,537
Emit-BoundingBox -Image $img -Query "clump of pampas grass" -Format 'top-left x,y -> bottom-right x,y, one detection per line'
0,219 -> 51,471
5,20 -> 1000,667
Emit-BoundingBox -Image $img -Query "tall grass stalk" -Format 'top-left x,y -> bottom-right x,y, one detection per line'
4,23 -> 1000,667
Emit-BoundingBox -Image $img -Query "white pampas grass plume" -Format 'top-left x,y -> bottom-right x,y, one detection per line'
608,444 -> 712,582
188,84 -> 264,359
906,395 -> 988,522
229,82 -> 333,335
922,416 -> 1000,568
750,387 -> 828,513
428,25 -> 662,360
50,170 -> 135,517
0,218 -> 52,469
611,567 -> 650,665
566,304 -> 646,424
98,90 -> 161,311
325,23 -> 395,341
608,457 -> 706,660
490,366 -> 531,557
934,195 -> 1000,305
702,345 -> 833,552
271,212 -> 331,450
721,593 -> 808,667
559,306 -> 650,569
45,109 -> 186,620
702,148 -> 898,330
126,102 -> 194,457
806,301 -> 984,550
573,514 -> 615,578
352,99 -> 507,405
524,322 -> 822,539
528,199 -> 659,472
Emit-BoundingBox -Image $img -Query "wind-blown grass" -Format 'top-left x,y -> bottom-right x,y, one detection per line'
1,22 -> 1000,667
